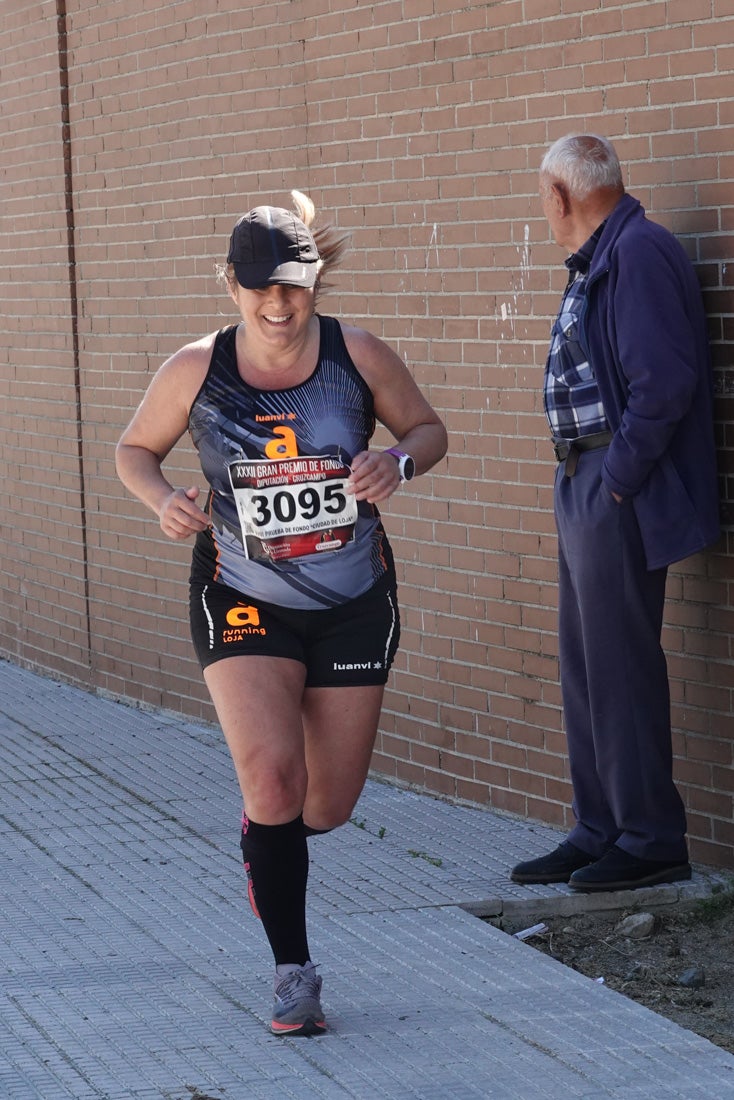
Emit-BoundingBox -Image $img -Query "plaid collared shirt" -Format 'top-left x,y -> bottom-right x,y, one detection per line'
544,224 -> 609,440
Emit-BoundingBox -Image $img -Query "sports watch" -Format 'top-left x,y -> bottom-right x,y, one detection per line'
385,447 -> 416,483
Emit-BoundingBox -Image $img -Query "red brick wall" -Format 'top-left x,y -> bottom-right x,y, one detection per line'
1,0 -> 732,866
0,0 -> 90,679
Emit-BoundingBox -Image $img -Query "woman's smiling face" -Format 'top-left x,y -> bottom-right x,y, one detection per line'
229,281 -> 316,345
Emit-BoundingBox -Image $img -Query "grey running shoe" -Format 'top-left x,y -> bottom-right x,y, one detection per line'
271,962 -> 327,1036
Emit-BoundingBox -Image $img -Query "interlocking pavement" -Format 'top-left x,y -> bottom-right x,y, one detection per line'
1,659 -> 732,1099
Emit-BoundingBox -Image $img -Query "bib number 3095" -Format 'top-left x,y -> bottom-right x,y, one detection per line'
249,480 -> 348,530
228,455 -> 358,562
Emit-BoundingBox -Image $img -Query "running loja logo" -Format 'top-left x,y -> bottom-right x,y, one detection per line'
224,603 -> 266,640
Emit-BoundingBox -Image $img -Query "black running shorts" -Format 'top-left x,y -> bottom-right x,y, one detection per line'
189,571 -> 400,687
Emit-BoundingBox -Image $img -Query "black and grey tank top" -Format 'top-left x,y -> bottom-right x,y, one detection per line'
188,315 -> 394,609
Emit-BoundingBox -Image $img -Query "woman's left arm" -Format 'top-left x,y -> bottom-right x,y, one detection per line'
342,325 -> 447,503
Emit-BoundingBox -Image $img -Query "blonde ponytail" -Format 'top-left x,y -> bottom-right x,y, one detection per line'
291,190 -> 350,297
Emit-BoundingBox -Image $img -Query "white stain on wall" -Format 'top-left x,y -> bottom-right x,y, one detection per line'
426,222 -> 440,269
498,224 -> 531,342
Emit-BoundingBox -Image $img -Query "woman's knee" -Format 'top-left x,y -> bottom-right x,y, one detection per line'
302,795 -> 356,833
238,759 -> 308,824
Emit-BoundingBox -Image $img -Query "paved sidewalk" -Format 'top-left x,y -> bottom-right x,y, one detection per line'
1,658 -> 733,1100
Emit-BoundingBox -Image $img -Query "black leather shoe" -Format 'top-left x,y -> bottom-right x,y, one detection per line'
510,841 -> 596,884
568,845 -> 691,892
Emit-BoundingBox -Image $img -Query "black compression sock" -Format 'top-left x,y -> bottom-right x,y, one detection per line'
240,815 -> 310,966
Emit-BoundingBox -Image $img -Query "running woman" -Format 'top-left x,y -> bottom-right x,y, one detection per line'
116,192 -> 447,1036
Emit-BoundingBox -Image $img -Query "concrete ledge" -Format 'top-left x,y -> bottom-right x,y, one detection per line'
459,869 -> 733,925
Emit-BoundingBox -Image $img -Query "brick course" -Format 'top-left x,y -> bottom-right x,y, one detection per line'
1,0 -> 732,866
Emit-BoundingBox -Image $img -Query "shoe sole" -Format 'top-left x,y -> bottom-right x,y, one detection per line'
271,1017 -> 327,1037
568,865 -> 692,893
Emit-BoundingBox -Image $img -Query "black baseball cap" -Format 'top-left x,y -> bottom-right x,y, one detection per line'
227,206 -> 320,289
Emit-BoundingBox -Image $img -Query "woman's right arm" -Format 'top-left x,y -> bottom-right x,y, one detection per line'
115,338 -> 214,541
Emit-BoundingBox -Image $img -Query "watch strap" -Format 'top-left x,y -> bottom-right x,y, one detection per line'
385,447 -> 414,482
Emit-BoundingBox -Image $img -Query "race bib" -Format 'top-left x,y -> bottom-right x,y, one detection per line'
228,455 -> 358,563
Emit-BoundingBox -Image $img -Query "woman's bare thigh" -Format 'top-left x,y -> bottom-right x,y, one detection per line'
203,654 -> 308,824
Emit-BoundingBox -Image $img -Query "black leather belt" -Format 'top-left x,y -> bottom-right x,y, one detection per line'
552,431 -> 613,476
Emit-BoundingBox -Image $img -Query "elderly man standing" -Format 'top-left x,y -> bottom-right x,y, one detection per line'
512,134 -> 720,892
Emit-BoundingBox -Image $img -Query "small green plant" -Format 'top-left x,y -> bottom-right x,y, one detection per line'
407,849 -> 443,868
690,885 -> 734,925
349,817 -> 387,837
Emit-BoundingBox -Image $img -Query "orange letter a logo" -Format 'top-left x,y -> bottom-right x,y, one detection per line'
264,426 -> 298,459
226,604 -> 261,627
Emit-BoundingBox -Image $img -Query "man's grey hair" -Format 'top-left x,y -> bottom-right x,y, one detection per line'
540,134 -> 624,199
